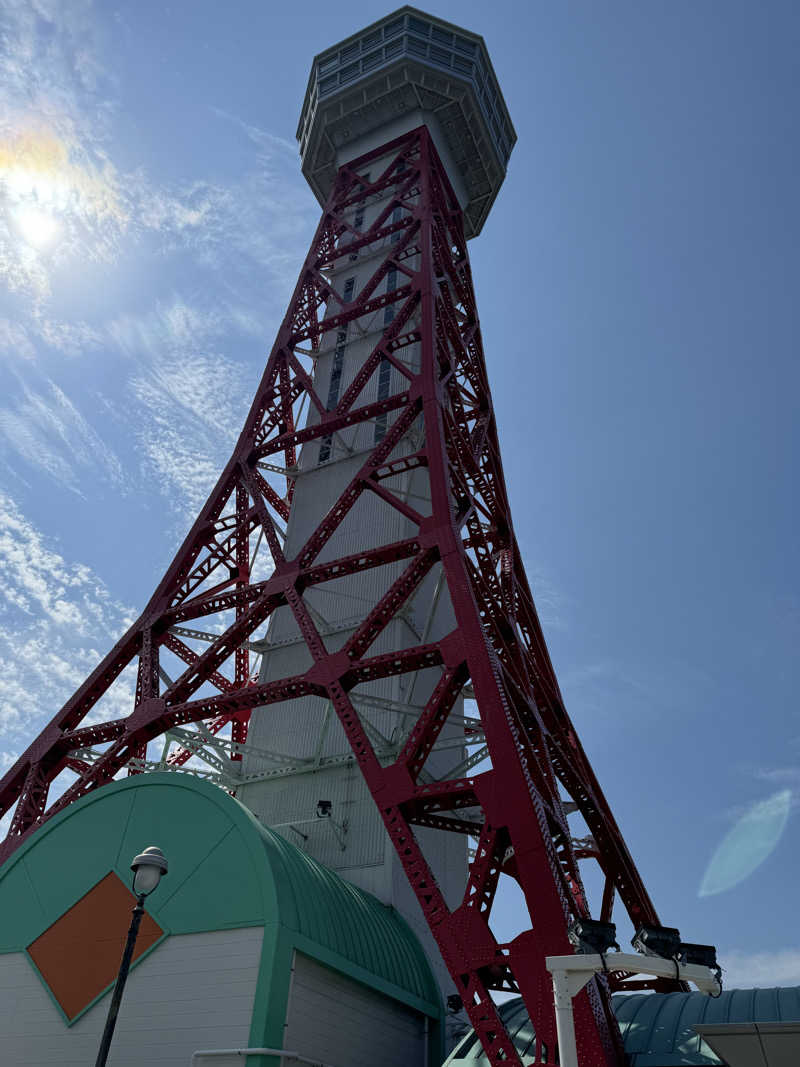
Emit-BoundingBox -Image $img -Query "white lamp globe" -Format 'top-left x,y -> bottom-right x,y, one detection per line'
131,846 -> 168,897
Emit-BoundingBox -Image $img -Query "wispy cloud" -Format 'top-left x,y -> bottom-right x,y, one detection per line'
757,765 -> 800,789
212,107 -> 297,157
559,658 -> 657,721
130,105 -> 315,294
721,947 -> 800,989
0,1 -> 127,299
35,316 -> 103,356
522,557 -> 570,632
109,298 -> 255,517
123,129 -> 313,296
0,6 -> 311,755
0,318 -> 36,361
559,652 -> 718,728
0,491 -> 134,742
0,3 -> 313,309
0,0 -> 313,515
0,312 -> 102,364
0,377 -> 123,491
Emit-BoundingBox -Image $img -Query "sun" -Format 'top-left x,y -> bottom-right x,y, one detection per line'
0,127 -> 126,283
1,132 -> 70,254
12,203 -> 60,248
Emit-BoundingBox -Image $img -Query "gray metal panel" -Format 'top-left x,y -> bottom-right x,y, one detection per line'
284,952 -> 426,1067
0,927 -> 262,1065
696,1023 -> 800,1067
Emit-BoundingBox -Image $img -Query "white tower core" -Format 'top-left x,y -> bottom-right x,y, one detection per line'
235,6 -> 515,1026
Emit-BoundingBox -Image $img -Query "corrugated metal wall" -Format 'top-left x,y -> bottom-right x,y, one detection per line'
284,953 -> 427,1067
0,927 -> 262,1066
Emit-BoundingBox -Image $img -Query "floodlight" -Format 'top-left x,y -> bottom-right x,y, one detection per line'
568,918 -> 619,955
631,924 -> 681,959
316,800 -> 332,818
677,942 -> 718,969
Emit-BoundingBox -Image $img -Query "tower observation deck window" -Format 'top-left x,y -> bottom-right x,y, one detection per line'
383,267 -> 397,326
362,50 -> 381,73
319,275 -> 355,463
375,268 -> 397,443
350,206 -> 365,261
374,354 -> 393,443
390,160 -> 405,245
430,45 -> 452,67
319,327 -> 348,463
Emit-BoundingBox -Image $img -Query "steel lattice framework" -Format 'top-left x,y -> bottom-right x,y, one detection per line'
0,128 -> 679,1065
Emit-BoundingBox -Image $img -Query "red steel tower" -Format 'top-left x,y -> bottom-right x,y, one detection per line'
0,8 -> 685,1064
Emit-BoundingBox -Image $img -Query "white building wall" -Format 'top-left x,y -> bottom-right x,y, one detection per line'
0,927 -> 262,1066
284,953 -> 426,1067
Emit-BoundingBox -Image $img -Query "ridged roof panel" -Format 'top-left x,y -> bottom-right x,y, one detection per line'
252,812 -> 438,1005
445,987 -> 800,1066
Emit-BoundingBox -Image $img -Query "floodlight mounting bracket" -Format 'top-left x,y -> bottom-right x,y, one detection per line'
545,952 -> 722,1067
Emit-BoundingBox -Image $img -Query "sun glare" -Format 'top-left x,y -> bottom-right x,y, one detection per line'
2,135 -> 68,253
13,203 -> 60,248
0,128 -> 126,284
2,133 -> 75,257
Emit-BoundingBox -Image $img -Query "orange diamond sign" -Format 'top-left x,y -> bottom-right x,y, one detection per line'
27,870 -> 164,1021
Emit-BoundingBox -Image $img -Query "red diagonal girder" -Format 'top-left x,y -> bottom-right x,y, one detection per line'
0,127 -> 682,1065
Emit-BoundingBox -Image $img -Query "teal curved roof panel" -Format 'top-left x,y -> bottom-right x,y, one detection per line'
0,773 -> 440,1015
248,803 -> 438,1006
444,987 -> 800,1067
615,986 -> 800,1065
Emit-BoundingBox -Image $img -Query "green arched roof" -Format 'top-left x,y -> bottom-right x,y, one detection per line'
0,772 -> 440,1015
614,986 -> 800,1065
444,987 -> 800,1066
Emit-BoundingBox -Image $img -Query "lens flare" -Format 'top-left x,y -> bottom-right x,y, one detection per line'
699,788 -> 791,897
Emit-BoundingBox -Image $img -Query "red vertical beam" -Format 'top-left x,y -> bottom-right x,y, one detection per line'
231,483 -> 250,758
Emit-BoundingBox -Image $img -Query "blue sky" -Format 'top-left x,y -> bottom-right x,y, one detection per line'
0,0 -> 798,989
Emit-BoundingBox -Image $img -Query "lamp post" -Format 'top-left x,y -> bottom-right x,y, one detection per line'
94,846 -> 168,1067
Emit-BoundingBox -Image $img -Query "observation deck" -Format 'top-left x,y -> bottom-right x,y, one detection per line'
296,5 -> 516,238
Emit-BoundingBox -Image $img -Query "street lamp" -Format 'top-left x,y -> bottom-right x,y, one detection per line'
95,846 -> 168,1067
